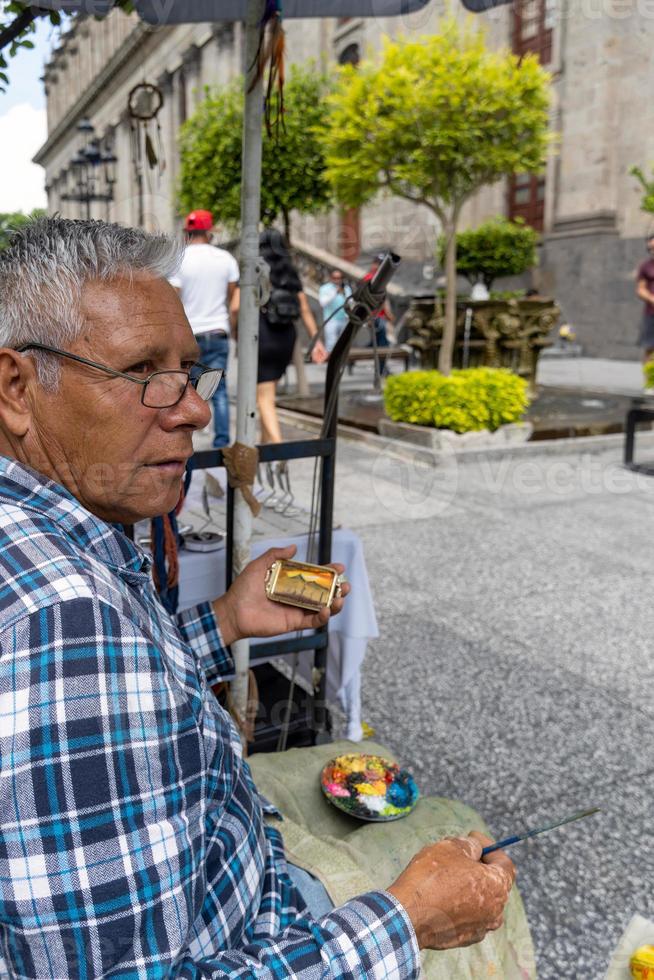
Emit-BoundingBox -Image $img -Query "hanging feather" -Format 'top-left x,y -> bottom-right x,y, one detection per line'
145,129 -> 158,169
150,471 -> 191,615
156,118 -> 166,177
265,12 -> 285,139
247,0 -> 286,139
130,118 -> 142,178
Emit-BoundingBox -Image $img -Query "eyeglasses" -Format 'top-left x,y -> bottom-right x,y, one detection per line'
16,342 -> 223,409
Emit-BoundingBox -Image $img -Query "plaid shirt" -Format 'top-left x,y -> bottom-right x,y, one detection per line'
0,458 -> 419,979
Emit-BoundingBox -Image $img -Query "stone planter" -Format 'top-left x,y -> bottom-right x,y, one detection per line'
377,417 -> 534,452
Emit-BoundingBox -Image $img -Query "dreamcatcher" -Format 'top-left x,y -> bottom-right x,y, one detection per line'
248,0 -> 286,138
128,82 -> 165,188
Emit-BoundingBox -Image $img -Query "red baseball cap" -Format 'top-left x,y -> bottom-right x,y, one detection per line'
184,209 -> 213,231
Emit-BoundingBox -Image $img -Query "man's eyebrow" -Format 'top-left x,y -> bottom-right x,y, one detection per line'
120,345 -> 201,363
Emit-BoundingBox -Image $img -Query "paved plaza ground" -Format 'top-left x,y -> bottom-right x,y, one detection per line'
212,352 -> 654,976
537,354 -> 645,394
260,421 -> 654,979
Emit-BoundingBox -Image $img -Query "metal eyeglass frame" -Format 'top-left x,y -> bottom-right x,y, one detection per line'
15,342 -> 223,409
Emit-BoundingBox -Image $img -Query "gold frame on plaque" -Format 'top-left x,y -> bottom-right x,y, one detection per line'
264,559 -> 341,612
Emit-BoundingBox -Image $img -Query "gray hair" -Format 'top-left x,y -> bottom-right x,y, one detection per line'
0,216 -> 183,389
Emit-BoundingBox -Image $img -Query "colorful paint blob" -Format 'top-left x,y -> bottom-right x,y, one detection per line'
320,754 -> 419,822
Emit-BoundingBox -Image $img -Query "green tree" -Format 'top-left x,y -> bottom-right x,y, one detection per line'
178,64 -> 332,240
321,18 -> 552,374
630,165 -> 654,215
0,208 -> 46,250
439,216 -> 539,289
0,3 -> 60,89
0,3 -> 134,89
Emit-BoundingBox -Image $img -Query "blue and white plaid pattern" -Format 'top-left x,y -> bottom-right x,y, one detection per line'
0,458 -> 419,979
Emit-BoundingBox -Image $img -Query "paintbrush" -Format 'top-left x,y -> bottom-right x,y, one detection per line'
481,807 -> 602,856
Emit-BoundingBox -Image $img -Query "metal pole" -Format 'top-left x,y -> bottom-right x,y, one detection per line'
230,0 -> 265,722
463,306 -> 472,369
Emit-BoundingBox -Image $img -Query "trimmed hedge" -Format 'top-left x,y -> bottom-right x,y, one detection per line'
644,361 -> 654,389
383,367 -> 529,433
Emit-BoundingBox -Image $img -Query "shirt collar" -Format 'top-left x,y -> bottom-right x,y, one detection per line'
0,455 -> 150,575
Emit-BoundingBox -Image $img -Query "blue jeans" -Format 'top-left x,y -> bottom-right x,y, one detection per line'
368,318 -> 391,376
370,317 -> 390,348
287,862 -> 334,919
197,333 -> 229,448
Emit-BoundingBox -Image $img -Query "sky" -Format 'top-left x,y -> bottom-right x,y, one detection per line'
0,16 -> 58,214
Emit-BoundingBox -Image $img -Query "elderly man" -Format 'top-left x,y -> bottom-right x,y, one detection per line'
0,218 -> 514,978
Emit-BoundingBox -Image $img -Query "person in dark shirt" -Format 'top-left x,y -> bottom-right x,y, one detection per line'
636,235 -> 654,367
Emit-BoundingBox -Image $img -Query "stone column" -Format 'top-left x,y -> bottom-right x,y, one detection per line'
181,43 -> 202,115
155,69 -> 177,233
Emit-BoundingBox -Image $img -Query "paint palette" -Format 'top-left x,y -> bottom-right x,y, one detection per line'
320,753 -> 419,822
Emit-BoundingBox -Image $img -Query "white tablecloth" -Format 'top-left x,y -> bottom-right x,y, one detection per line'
177,528 -> 378,740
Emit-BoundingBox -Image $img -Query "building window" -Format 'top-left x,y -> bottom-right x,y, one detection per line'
509,0 -> 551,230
335,39 -> 361,258
508,172 -> 545,231
512,0 -> 554,65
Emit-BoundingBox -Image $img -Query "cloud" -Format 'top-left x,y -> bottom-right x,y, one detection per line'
0,103 -> 47,214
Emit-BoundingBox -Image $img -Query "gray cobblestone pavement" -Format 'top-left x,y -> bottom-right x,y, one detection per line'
202,359 -> 654,975
280,429 -> 654,979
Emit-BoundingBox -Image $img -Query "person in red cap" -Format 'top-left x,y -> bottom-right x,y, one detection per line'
169,210 -> 238,448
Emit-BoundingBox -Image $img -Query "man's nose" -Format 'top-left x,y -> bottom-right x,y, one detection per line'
162,382 -> 212,430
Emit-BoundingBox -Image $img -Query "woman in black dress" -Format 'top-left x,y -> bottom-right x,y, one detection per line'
231,229 -> 326,443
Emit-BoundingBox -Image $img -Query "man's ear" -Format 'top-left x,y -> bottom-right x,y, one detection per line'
0,348 -> 36,437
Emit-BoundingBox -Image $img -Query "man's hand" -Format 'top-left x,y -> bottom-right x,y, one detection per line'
212,545 -> 349,646
387,832 -> 516,951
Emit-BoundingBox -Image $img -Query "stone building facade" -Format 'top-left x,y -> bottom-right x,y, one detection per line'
34,1 -> 654,359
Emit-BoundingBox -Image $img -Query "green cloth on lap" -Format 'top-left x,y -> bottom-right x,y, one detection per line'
249,739 -> 536,980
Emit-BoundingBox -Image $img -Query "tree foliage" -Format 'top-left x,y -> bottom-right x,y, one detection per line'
178,64 -> 333,238
0,208 -> 46,250
321,18 -> 552,373
0,3 -> 134,89
439,216 -> 539,288
0,2 -> 58,89
631,165 -> 654,215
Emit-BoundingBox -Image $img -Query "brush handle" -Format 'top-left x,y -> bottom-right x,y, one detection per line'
481,835 -> 522,856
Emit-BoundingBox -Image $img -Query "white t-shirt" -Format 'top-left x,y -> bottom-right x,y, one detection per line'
169,243 -> 240,336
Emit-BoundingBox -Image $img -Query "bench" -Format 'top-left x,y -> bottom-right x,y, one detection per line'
624,397 -> 654,472
346,345 -> 412,371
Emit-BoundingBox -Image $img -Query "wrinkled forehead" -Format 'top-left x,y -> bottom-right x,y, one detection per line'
77,273 -> 193,354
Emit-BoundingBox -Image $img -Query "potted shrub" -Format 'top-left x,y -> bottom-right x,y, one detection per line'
438,216 -> 539,291
379,367 -> 532,450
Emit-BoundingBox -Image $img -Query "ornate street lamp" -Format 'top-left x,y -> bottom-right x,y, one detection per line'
60,118 -> 117,220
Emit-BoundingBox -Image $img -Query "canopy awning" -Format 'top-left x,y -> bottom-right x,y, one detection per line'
34,0 -> 509,19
